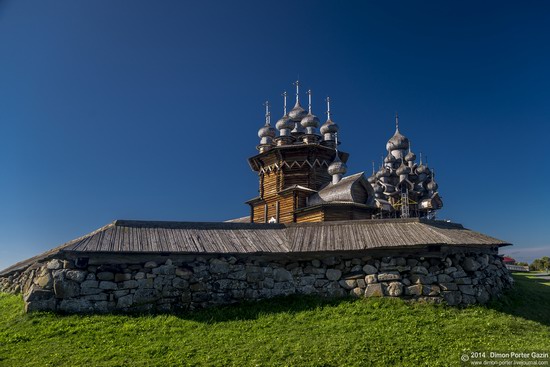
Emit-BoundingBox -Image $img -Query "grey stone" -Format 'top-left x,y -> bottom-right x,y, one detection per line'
364,283 -> 383,297
35,273 -> 53,289
114,289 -> 129,298
476,288 -> 490,304
322,257 -> 338,266
442,291 -> 462,306
339,279 -> 357,290
228,270 -> 247,280
444,267 -> 458,275
54,279 -> 80,298
115,273 -> 132,282
262,277 -> 275,289
209,259 -> 230,274
175,268 -> 193,278
137,278 -> 154,289
402,278 -> 411,286
47,259 -> 63,270
97,272 -> 114,281
65,270 -> 87,283
80,286 -> 102,295
406,259 -> 419,267
123,280 -> 139,289
463,257 -> 481,272
59,299 -> 93,313
82,293 -> 108,301
152,265 -> 176,276
326,269 -> 342,281
409,274 -> 436,284
24,285 -> 54,302
365,274 -> 378,284
405,284 -> 422,296
451,270 -> 467,279
247,272 -> 264,283
411,266 -> 429,275
439,283 -> 458,291
133,289 -> 160,304
362,264 -> 378,275
273,268 -> 293,282
459,285 -> 476,296
26,298 -> 57,312
99,281 -> 117,290
378,272 -> 401,281
356,279 -> 366,288
386,282 -> 403,297
144,261 -> 157,269
165,259 -> 173,266
350,287 -> 364,297
422,285 -> 440,296
462,294 -> 476,305
311,259 -> 321,267
454,277 -> 472,285
437,274 -> 454,283
172,278 -> 189,289
94,301 -> 115,313
190,282 -> 207,292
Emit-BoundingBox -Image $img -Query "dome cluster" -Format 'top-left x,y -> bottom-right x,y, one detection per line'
257,81 -> 340,152
368,114 -> 443,218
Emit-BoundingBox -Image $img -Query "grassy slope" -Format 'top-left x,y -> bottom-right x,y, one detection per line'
0,273 -> 549,367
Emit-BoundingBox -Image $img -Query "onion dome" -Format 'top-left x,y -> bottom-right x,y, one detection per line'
385,113 -> 410,152
258,123 -> 275,139
416,164 -> 428,175
427,180 -> 438,191
289,103 -> 307,121
328,159 -> 347,176
396,162 -> 411,176
276,114 -> 293,131
320,119 -> 339,135
376,167 -> 390,178
384,153 -> 396,164
405,150 -> 416,162
301,113 -> 320,129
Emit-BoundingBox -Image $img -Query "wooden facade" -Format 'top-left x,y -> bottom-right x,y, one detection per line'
247,144 -> 348,224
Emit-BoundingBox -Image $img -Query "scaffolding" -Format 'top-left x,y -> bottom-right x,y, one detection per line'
393,187 -> 417,218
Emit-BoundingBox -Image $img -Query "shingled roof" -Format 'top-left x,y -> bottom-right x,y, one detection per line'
0,218 -> 510,276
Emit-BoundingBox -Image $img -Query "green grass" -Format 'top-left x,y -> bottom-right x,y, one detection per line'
1,273 -> 549,367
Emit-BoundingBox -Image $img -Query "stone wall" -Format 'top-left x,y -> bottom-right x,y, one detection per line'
0,250 -> 514,313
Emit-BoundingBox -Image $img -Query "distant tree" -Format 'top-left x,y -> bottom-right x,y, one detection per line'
529,256 -> 550,271
516,262 -> 528,267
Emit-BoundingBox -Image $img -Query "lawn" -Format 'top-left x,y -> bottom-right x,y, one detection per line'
0,273 -> 549,367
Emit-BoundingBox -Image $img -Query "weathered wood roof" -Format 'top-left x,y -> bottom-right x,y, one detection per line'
0,218 -> 510,275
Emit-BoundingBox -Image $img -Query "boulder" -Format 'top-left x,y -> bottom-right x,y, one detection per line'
115,273 -> 132,282
65,270 -> 87,283
405,284 -> 422,296
53,279 -> 80,298
362,264 -> 378,275
364,283 -> 383,297
97,272 -> 114,281
273,268 -> 293,282
462,257 -> 481,272
442,291 -> 462,306
365,274 -> 378,284
99,281 -> 117,290
339,279 -> 357,290
411,266 -> 429,275
378,272 -> 401,281
59,299 -> 93,313
459,285 -> 476,296
47,259 -> 63,270
386,282 -> 403,297
326,269 -> 342,281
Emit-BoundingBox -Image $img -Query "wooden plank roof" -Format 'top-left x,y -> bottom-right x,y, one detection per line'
0,218 -> 510,276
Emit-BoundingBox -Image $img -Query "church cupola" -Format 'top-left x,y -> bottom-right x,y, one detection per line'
257,101 -> 275,153
288,80 -> 306,137
327,134 -> 347,184
386,113 -> 410,156
300,89 -> 321,144
275,91 -> 295,146
320,97 -> 339,147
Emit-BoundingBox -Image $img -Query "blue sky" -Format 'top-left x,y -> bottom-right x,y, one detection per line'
1,0 -> 549,270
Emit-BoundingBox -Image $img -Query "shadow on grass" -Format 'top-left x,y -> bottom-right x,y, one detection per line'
171,295 -> 357,324
487,273 -> 550,327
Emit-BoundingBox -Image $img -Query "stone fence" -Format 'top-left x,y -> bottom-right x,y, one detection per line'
0,250 -> 514,313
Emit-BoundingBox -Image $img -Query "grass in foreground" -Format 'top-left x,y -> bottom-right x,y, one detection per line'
0,273 -> 549,367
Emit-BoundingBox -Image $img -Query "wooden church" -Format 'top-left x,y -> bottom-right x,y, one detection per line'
245,81 -> 443,224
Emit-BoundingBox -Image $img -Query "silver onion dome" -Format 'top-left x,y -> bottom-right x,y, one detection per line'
376,167 -> 390,178
301,113 -> 320,129
386,129 -> 410,152
320,119 -> 339,135
384,153 -> 396,164
427,180 -> 438,191
288,102 -> 307,122
416,164 -> 428,175
405,150 -> 416,162
396,163 -> 411,176
275,114 -> 293,131
328,160 -> 347,176
258,123 -> 276,139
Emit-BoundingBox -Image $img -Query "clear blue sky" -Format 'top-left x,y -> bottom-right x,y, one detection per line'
1,0 -> 549,270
